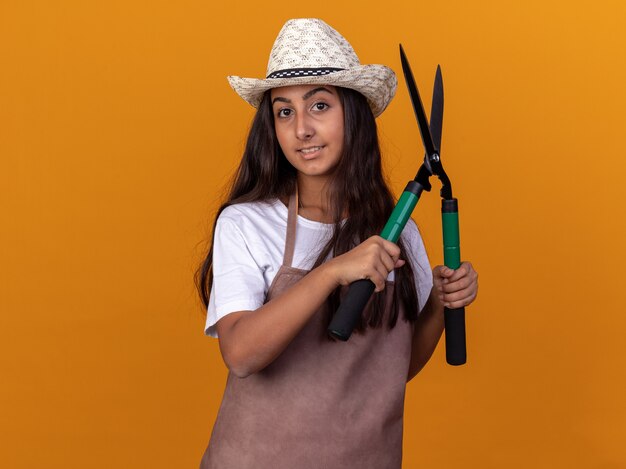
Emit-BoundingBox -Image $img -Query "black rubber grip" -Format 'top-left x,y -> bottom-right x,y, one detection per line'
444,307 -> 466,365
327,279 -> 376,341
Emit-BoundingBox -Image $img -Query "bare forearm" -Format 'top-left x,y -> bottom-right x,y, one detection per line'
407,288 -> 445,381
217,263 -> 338,378
407,261 -> 479,381
217,236 -> 405,378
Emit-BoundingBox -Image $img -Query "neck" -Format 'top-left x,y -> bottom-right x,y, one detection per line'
296,174 -> 335,223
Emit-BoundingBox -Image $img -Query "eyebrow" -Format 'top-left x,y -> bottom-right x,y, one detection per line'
271,87 -> 333,105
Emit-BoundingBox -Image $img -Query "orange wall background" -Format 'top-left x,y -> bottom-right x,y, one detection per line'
1,1 -> 625,467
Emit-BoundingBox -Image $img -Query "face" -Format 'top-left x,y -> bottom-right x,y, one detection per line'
270,85 -> 344,181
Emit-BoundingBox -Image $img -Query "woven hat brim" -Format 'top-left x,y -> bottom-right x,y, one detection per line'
227,65 -> 397,118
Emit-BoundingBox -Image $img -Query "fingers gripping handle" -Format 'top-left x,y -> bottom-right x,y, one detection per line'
327,184 -> 421,341
442,198 -> 467,365
328,280 -> 376,341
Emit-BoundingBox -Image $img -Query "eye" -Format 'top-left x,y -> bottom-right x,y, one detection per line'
277,108 -> 292,118
312,102 -> 329,112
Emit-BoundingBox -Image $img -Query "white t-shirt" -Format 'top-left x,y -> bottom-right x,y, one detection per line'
205,199 -> 433,337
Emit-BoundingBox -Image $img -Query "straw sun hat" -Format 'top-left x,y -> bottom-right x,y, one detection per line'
227,18 -> 397,117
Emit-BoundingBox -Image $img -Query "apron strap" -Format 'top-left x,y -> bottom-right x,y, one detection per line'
283,190 -> 298,267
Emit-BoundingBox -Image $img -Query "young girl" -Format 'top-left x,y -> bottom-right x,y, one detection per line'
197,18 -> 478,469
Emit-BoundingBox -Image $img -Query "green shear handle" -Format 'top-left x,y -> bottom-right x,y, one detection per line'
443,199 -> 466,365
327,182 -> 422,341
328,45 -> 469,366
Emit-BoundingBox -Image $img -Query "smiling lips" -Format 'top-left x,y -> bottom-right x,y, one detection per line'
298,145 -> 325,159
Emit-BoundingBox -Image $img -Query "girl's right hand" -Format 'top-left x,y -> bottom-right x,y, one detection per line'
325,236 -> 405,292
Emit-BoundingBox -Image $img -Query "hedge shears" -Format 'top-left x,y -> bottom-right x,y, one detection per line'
328,44 -> 467,366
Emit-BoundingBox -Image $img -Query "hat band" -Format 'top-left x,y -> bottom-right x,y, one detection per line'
266,67 -> 345,79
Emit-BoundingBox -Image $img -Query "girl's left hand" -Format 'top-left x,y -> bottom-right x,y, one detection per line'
433,262 -> 478,309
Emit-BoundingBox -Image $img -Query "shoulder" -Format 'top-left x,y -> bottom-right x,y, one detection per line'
214,199 -> 289,248
217,199 -> 287,229
401,218 -> 430,269
401,218 -> 425,247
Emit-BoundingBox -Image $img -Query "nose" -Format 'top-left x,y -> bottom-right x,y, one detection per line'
295,113 -> 314,140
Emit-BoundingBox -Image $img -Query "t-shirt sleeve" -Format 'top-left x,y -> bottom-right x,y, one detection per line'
403,219 -> 433,314
204,214 -> 267,338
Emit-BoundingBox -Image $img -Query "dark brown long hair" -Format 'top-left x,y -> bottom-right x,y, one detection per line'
196,87 -> 420,331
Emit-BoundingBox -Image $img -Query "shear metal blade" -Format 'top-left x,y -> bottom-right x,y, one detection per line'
399,44 -> 439,157
430,65 -> 444,153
